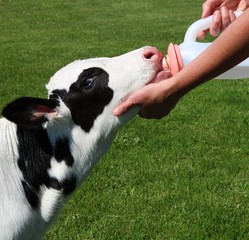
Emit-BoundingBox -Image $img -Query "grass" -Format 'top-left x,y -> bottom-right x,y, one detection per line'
1,0 -> 249,239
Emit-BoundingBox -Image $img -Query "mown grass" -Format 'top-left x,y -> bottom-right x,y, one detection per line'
1,0 -> 249,239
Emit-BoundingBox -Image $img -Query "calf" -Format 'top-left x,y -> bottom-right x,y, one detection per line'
0,46 -> 169,239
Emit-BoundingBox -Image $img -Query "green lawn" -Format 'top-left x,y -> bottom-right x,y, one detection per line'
1,0 -> 249,239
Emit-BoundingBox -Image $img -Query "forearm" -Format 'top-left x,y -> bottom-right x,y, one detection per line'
170,8 -> 249,95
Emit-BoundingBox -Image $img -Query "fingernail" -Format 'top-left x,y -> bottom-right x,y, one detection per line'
113,108 -> 119,116
213,29 -> 219,37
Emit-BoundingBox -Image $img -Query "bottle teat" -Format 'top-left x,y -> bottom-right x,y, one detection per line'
164,43 -> 183,76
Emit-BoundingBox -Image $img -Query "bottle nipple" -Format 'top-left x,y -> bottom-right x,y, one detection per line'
164,43 -> 183,76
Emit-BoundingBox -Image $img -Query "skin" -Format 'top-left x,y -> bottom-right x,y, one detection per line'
113,7 -> 249,119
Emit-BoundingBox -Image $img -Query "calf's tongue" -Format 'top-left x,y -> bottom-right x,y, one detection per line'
152,68 -> 171,83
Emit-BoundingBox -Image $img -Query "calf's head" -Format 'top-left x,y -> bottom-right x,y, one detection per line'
3,47 -> 167,132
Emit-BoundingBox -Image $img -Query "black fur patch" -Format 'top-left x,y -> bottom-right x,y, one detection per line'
54,138 -> 74,166
62,176 -> 76,195
50,177 -> 76,196
17,126 -> 76,208
22,181 -> 39,209
50,67 -> 113,132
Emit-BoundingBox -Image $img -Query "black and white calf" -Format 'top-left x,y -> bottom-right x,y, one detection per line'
0,46 -> 168,239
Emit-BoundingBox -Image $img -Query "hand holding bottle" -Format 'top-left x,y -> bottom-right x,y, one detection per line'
198,0 -> 249,39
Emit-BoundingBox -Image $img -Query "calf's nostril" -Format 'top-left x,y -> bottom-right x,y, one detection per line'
143,47 -> 162,61
144,51 -> 156,60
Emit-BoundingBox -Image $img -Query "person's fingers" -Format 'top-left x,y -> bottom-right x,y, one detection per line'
202,0 -> 222,18
237,0 -> 249,11
199,8 -> 237,40
113,98 -> 139,116
210,10 -> 222,36
229,10 -> 237,22
222,0 -> 243,11
220,6 -> 231,30
199,0 -> 223,39
202,1 -> 213,18
197,29 -> 209,40
199,1 -> 239,40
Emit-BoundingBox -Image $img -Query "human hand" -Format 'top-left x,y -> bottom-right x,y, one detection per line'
113,78 -> 183,119
198,0 -> 249,39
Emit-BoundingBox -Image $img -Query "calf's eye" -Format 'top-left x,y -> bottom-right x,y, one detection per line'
82,77 -> 95,90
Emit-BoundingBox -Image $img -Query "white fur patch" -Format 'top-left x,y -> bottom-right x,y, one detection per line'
48,158 -> 72,182
40,187 -> 62,222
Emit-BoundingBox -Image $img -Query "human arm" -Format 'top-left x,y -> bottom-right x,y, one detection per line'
113,9 -> 249,119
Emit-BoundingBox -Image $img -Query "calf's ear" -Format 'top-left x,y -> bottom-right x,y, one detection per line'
2,97 -> 59,127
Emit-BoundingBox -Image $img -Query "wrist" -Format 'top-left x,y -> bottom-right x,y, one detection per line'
163,74 -> 187,96
157,76 -> 183,101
